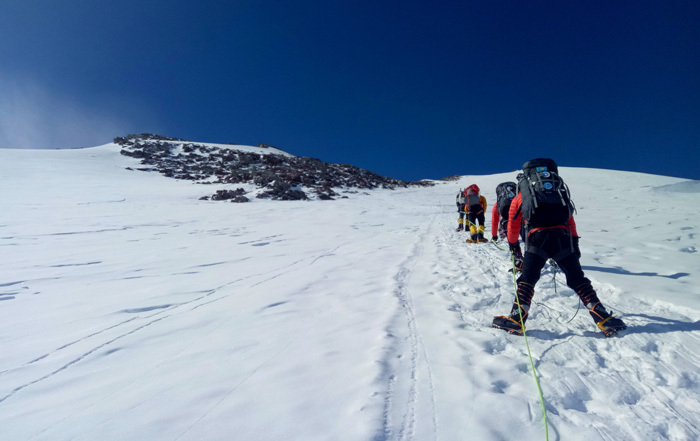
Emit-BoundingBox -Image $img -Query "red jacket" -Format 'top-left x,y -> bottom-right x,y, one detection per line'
491,204 -> 501,237
507,193 -> 578,244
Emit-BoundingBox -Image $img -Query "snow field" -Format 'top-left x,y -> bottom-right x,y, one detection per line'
1,144 -> 700,440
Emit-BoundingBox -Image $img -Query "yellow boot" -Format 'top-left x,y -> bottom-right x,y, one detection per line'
466,225 -> 478,243
477,225 -> 488,243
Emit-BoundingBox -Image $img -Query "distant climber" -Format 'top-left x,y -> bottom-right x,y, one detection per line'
456,189 -> 467,232
463,184 -> 488,243
491,181 -> 517,242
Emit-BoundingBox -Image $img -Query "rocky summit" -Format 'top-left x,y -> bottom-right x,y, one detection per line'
116,134 -> 433,202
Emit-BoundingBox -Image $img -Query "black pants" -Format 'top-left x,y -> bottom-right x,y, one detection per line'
467,211 -> 485,228
467,210 -> 485,240
516,229 -> 600,309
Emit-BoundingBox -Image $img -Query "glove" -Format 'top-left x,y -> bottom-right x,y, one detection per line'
509,241 -> 523,270
492,236 -> 498,242
509,241 -> 522,257
573,236 -> 581,259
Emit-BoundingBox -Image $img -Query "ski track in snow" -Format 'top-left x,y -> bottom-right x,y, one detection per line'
0,239 -> 357,428
377,216 -> 439,441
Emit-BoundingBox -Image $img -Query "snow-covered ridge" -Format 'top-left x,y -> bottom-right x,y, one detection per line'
115,134 -> 294,158
167,141 -> 293,158
116,133 -> 433,202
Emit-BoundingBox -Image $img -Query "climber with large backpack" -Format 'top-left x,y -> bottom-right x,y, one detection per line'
455,189 -> 467,232
463,184 -> 488,243
491,181 -> 517,242
492,158 -> 627,337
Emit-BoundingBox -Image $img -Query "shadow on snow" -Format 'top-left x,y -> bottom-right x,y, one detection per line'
582,265 -> 690,280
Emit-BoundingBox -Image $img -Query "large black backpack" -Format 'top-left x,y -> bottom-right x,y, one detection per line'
496,181 -> 517,218
517,158 -> 575,228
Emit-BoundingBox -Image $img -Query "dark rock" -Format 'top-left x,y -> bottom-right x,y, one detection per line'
116,134 -> 433,203
211,188 -> 247,201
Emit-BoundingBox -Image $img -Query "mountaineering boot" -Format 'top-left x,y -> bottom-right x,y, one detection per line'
477,226 -> 487,242
492,303 -> 529,336
493,287 -> 532,335
512,247 -> 523,270
588,302 -> 627,337
466,238 -> 476,244
469,224 -> 478,242
492,315 -> 524,335
513,256 -> 523,271
509,241 -> 524,271
456,226 -> 463,232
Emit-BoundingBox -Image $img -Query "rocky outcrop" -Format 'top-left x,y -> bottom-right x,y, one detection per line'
204,188 -> 249,203
116,134 -> 432,202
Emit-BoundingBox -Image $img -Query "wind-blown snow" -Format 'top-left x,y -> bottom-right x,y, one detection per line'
1,144 -> 699,441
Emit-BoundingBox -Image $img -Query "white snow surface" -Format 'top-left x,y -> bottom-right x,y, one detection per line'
161,139 -> 295,158
1,144 -> 700,441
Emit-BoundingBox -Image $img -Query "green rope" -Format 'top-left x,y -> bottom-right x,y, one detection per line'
465,219 -> 481,232
511,254 -> 549,440
552,260 -> 584,324
537,260 -> 582,324
463,219 -> 487,243
491,240 -> 506,251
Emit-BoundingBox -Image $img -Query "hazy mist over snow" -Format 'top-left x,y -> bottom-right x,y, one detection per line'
1,142 -> 699,441
0,74 -> 155,149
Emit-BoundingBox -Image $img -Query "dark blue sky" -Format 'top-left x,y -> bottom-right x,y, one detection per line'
1,1 -> 698,180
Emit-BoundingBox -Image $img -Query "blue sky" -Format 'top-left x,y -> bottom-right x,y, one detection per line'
1,1 -> 698,181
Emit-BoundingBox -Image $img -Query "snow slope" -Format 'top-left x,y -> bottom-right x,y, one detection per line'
146,139 -> 296,158
1,144 -> 699,441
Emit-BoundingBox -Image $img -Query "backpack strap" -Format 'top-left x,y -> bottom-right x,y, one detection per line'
526,244 -> 549,260
551,247 -> 574,262
526,241 -> 573,261
525,226 -> 576,261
